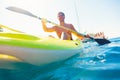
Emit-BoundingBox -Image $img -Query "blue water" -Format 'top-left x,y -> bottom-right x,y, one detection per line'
0,37 -> 120,80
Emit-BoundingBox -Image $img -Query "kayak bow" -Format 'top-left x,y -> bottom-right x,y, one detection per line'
0,32 -> 82,66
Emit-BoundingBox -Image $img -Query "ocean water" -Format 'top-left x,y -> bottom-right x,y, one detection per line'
0,37 -> 120,80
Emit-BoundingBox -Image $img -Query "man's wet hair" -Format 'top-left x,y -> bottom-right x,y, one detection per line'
58,12 -> 65,16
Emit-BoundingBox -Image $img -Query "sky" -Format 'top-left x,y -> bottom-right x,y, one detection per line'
0,0 -> 120,38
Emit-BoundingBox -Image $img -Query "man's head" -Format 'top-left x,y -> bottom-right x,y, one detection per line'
58,12 -> 65,16
57,12 -> 65,22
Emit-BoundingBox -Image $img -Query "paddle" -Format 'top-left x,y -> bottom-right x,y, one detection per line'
6,6 -> 111,45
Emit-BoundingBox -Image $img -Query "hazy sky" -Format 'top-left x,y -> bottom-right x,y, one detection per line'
0,0 -> 120,38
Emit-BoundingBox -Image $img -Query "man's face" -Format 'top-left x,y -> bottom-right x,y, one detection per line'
57,13 -> 65,22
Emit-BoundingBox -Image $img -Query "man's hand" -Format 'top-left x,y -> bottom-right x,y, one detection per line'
41,18 -> 47,24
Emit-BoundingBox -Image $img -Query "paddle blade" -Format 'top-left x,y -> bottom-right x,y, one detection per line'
94,38 -> 111,45
6,7 -> 38,18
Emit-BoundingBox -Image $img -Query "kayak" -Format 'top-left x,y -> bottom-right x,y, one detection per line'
0,32 -> 82,66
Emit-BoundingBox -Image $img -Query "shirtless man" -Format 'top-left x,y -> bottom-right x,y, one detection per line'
41,12 -> 79,40
41,12 -> 106,40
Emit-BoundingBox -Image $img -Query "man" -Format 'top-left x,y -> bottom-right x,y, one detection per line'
41,12 -> 83,40
41,12 -> 106,40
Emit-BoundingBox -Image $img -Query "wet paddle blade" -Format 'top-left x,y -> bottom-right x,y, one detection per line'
6,7 -> 38,18
94,38 -> 111,45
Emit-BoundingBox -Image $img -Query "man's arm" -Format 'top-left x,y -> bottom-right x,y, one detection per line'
41,19 -> 55,32
69,24 -> 84,40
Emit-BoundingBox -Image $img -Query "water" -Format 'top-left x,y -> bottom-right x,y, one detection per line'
0,37 -> 120,80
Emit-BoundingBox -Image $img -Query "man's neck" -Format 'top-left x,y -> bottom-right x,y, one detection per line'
60,21 -> 65,25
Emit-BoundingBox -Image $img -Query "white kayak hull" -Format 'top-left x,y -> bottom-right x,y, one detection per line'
0,32 -> 82,66
0,45 -> 80,66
